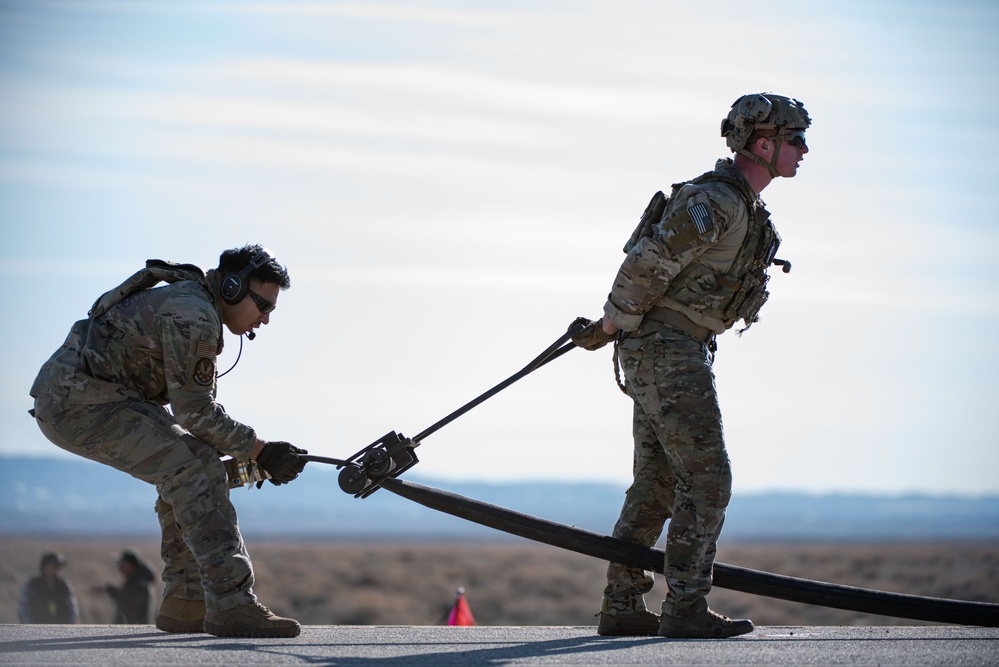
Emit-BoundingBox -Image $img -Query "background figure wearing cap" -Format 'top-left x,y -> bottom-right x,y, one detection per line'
572,93 -> 811,639
18,552 -> 79,624
94,548 -> 155,624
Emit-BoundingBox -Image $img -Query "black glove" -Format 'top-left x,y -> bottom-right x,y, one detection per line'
570,316 -> 615,351
255,442 -> 308,486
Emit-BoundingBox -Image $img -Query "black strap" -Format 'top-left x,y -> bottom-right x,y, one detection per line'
413,325 -> 582,443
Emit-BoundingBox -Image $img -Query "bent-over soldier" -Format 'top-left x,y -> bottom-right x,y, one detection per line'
30,244 -> 308,638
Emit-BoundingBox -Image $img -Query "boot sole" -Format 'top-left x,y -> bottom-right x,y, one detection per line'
155,617 -> 207,634
597,627 -> 660,636
658,623 -> 754,639
596,612 -> 660,636
203,621 -> 301,638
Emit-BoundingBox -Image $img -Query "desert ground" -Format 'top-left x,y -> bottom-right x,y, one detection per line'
2,537 -> 997,627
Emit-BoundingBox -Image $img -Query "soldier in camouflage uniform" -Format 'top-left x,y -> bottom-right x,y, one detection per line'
29,245 -> 308,638
572,93 -> 811,638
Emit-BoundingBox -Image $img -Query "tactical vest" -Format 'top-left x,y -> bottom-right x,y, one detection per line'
625,168 -> 782,333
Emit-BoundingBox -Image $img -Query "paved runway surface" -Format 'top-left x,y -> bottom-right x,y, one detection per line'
1,625 -> 997,665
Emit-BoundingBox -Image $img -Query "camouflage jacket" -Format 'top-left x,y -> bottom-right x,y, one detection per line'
30,264 -> 258,459
603,158 -> 779,335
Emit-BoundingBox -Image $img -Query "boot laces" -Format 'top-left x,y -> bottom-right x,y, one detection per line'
243,602 -> 276,618
708,608 -> 730,621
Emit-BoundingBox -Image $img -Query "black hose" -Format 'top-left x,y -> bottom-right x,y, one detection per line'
379,477 -> 999,627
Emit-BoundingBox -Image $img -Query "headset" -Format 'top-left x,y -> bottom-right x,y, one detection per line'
220,249 -> 275,306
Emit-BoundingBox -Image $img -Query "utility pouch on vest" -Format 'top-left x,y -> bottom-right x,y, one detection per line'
623,190 -> 667,254
727,215 -> 781,331
730,272 -> 771,327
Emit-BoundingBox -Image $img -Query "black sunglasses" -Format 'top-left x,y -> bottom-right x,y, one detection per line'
784,130 -> 807,149
247,289 -> 276,314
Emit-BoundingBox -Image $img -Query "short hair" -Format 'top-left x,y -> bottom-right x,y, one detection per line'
218,244 -> 291,290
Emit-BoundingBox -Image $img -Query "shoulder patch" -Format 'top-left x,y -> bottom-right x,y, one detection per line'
193,358 -> 216,386
658,195 -> 719,256
196,340 -> 217,359
688,202 -> 714,235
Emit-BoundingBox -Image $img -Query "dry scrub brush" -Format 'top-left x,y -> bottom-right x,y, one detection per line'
2,537 -> 997,627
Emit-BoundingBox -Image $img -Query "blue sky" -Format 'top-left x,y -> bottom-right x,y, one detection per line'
2,0 -> 997,495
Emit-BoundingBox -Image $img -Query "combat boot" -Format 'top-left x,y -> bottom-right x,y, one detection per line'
155,597 -> 206,633
597,609 -> 661,636
658,599 -> 754,639
203,601 -> 301,638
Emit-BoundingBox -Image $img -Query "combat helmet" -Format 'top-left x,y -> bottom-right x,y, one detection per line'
721,93 -> 811,177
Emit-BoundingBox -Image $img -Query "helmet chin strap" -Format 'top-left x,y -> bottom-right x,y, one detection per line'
739,134 -> 785,179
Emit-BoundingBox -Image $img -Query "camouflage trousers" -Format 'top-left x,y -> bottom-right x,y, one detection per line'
33,399 -> 256,613
602,327 -> 732,618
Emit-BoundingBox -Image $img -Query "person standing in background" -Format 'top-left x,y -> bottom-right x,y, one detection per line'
94,548 -> 155,624
18,552 -> 79,624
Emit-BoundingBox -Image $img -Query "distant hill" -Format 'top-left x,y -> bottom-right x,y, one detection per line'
2,456 -> 998,541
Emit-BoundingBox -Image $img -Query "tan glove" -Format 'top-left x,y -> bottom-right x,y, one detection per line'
570,317 -> 616,351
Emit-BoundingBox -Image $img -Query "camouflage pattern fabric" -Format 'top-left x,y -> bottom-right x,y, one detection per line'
31,274 -> 257,459
602,328 -> 731,617
36,403 -> 255,612
30,272 -> 262,613
603,159 -> 772,336
599,160 -> 765,619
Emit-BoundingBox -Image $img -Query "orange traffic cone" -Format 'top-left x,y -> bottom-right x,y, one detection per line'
447,587 -> 476,626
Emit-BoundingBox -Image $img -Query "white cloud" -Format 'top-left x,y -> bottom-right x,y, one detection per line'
2,0 -> 997,496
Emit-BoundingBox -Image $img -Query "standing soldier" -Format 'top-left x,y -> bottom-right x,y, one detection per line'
572,93 -> 812,638
18,552 -> 79,624
29,245 -> 308,638
95,548 -> 156,624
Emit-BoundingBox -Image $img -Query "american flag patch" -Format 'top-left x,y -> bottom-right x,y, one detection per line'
196,340 -> 217,359
688,202 -> 713,235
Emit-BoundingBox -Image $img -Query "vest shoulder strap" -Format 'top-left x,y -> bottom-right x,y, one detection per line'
687,169 -> 757,214
623,166 -> 757,255
88,260 -> 208,320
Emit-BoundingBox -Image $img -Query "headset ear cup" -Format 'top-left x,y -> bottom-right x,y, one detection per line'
220,249 -> 275,305
220,273 -> 245,305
